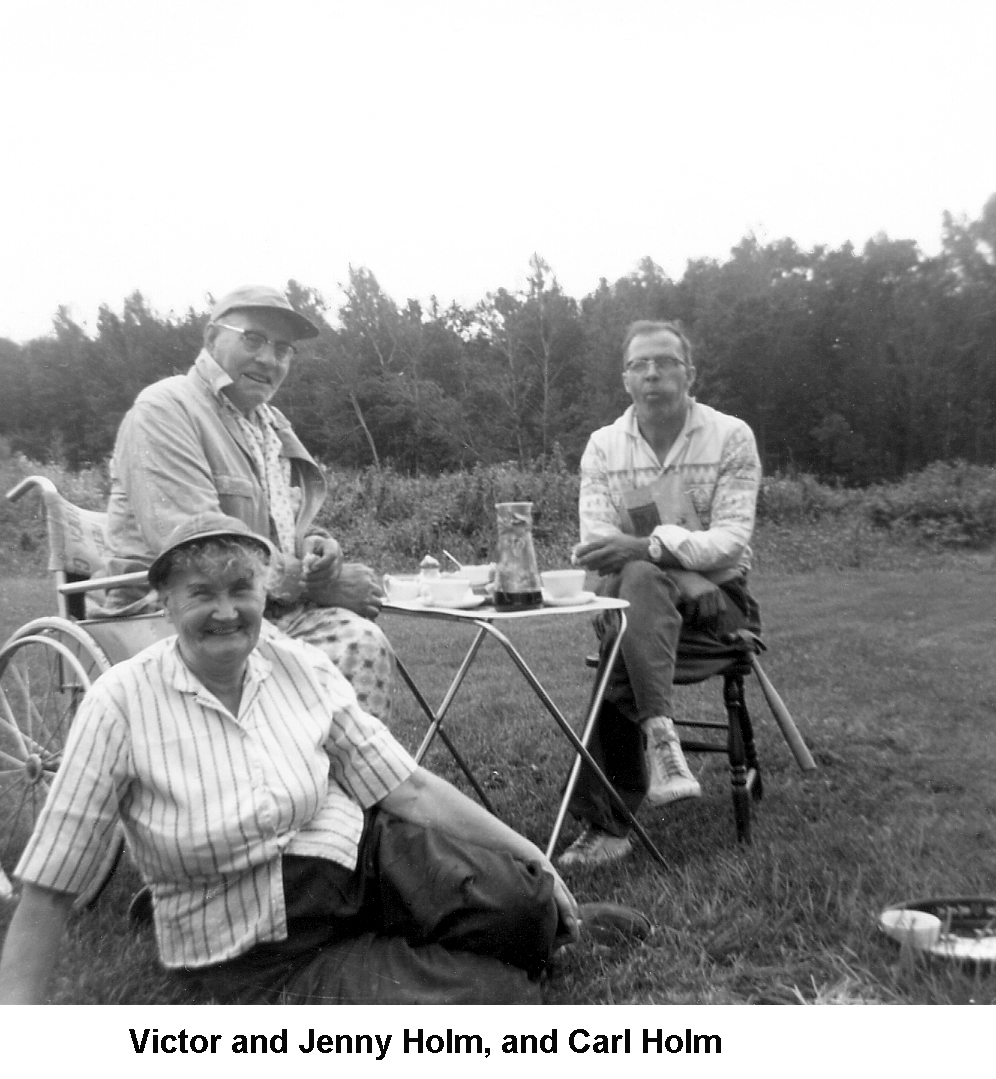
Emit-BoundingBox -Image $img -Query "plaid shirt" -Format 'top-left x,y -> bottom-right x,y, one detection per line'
16,633 -> 415,968
579,400 -> 760,576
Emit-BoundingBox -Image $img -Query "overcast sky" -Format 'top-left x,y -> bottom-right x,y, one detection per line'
1,0 -> 994,342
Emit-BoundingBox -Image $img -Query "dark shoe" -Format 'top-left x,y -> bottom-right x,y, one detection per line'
557,825 -> 633,870
578,901 -> 654,944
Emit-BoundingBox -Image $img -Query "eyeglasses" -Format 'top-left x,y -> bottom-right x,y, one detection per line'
625,355 -> 687,374
215,323 -> 297,361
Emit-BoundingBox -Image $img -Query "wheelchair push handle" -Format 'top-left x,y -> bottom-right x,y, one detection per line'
6,475 -> 60,504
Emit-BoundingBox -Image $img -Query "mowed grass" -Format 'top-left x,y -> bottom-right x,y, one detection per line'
1,566 -> 994,1004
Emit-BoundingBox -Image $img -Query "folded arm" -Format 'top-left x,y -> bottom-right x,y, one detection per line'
652,425 -> 760,572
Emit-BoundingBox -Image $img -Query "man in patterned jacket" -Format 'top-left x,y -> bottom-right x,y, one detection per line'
559,320 -> 762,869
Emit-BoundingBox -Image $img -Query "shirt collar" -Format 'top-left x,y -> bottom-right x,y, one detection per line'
164,635 -> 272,702
623,396 -> 702,442
195,348 -> 273,427
194,348 -> 234,396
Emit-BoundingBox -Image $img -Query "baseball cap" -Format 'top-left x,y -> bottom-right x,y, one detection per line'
210,285 -> 320,341
148,512 -> 275,589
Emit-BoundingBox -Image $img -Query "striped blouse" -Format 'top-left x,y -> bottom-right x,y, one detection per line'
15,633 -> 416,968
579,399 -> 761,576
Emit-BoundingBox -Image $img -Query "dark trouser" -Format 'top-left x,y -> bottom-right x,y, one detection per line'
568,563 -> 760,837
180,809 -> 559,1005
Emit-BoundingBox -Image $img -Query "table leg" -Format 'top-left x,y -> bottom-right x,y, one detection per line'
545,610 -> 627,859
410,626 -> 488,761
475,619 -> 668,870
394,630 -> 498,814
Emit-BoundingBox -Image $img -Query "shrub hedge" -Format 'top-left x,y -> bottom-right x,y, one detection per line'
863,461 -> 996,549
1,447 -> 993,578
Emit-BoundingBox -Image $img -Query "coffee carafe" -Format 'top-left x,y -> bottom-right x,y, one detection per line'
494,501 -> 543,610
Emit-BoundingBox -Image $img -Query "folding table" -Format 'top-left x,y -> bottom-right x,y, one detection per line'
382,596 -> 667,867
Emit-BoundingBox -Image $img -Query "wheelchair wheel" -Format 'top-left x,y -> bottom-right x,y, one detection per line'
0,622 -> 123,909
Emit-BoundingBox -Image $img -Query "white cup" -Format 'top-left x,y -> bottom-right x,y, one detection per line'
541,568 -> 586,600
425,575 -> 473,606
460,563 -> 496,591
879,908 -> 942,949
383,575 -> 422,603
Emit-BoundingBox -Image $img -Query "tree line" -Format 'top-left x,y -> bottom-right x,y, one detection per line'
2,195 -> 995,485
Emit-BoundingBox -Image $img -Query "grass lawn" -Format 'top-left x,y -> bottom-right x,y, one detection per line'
1,564 -> 994,1004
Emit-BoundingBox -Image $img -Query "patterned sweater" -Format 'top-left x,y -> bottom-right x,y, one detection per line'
579,400 -> 761,578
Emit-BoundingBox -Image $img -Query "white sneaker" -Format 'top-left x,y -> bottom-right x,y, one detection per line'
557,825 -> 633,870
644,716 -> 702,806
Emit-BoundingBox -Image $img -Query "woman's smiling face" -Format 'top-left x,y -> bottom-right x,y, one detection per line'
162,550 -> 267,678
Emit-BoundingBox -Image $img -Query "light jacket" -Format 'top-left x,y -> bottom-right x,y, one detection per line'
101,350 -> 327,606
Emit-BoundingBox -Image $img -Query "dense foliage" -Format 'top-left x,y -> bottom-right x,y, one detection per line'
3,449 -> 993,583
3,197 -> 996,483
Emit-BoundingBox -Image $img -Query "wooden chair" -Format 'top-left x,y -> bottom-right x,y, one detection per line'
583,623 -> 815,844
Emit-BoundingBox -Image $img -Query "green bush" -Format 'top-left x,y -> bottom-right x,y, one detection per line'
864,461 -> 996,548
3,446 -> 991,578
756,473 -> 859,525
318,456 -> 581,570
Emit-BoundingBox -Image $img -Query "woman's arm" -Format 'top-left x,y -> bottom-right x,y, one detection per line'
378,767 -> 579,943
0,884 -> 74,1004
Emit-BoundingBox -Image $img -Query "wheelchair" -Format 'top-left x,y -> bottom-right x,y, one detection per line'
0,476 -> 174,908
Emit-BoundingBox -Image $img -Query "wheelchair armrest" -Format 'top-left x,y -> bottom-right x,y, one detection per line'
59,570 -> 150,595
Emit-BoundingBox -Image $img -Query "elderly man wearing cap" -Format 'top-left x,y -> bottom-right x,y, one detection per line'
95,285 -> 394,722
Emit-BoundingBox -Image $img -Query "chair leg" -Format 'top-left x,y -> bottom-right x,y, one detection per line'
739,688 -> 764,803
723,673 -> 751,844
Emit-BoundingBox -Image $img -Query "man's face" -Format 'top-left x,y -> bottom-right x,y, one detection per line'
622,330 -> 694,415
207,307 -> 299,414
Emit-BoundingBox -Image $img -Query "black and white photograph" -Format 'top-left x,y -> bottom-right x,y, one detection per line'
0,0 -> 992,1065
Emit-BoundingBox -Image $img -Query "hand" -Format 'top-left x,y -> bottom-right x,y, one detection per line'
545,860 -> 580,947
669,570 -> 727,626
301,535 -> 343,589
573,534 -> 648,575
307,562 -> 384,620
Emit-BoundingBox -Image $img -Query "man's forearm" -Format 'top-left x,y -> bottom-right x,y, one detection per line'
0,884 -> 74,1004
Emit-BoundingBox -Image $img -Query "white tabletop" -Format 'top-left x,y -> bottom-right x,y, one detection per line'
382,596 -> 628,621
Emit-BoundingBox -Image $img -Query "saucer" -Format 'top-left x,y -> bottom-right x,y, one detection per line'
543,590 -> 596,607
880,897 -> 996,963
427,593 -> 488,610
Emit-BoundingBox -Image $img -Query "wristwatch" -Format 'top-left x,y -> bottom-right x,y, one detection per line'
647,534 -> 664,563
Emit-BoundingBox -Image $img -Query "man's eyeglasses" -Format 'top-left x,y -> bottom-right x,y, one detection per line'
215,323 -> 297,361
625,355 -> 687,374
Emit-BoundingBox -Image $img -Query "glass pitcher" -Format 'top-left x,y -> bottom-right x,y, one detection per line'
494,501 -> 543,610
